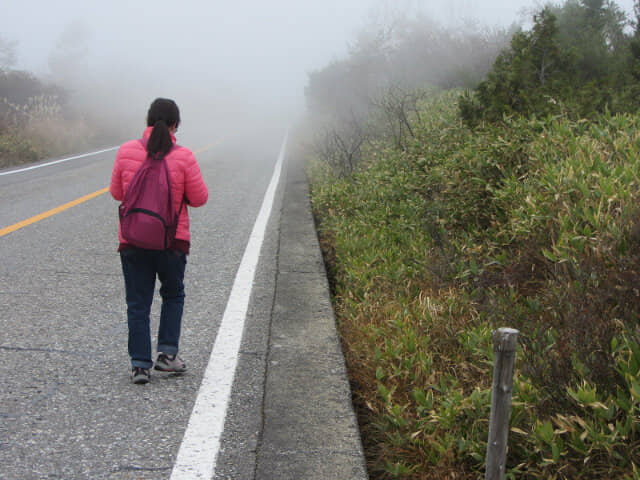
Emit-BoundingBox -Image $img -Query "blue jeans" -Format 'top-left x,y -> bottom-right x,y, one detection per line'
120,249 -> 187,369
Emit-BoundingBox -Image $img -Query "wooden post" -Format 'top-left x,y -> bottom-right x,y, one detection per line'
485,328 -> 519,480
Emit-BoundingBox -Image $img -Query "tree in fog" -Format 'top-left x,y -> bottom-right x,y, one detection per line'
459,0 -> 634,125
306,13 -> 512,122
305,11 -> 512,171
48,20 -> 91,86
0,34 -> 17,71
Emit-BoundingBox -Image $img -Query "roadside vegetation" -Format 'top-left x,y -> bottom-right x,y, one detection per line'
304,1 -> 640,478
0,68 -> 88,168
0,31 -> 128,169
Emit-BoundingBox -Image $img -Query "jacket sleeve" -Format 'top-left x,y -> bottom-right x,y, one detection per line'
109,148 -> 125,201
183,150 -> 209,207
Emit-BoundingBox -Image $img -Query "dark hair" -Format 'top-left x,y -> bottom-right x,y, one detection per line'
146,98 -> 180,158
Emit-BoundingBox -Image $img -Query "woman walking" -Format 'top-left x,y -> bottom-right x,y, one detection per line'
110,98 -> 209,384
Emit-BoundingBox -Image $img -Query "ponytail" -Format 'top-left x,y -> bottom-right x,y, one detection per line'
145,98 -> 181,159
147,120 -> 173,158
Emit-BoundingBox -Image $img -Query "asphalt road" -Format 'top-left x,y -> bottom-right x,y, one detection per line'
0,128 -> 281,478
0,128 -> 367,480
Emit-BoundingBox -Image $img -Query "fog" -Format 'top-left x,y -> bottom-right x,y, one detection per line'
2,0 -> 638,144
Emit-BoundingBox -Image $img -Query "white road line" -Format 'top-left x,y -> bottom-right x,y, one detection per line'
170,132 -> 288,480
0,146 -> 119,176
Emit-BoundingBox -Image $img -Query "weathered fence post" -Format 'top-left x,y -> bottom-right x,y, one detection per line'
485,327 -> 520,480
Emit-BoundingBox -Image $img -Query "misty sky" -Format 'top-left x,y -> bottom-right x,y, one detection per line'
1,0 -> 638,123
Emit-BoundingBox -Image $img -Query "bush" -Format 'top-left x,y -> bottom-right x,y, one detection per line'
0,130 -> 39,168
308,90 -> 640,479
0,74 -> 99,167
460,1 -> 633,126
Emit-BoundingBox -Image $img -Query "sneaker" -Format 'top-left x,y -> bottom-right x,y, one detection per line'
154,353 -> 187,373
131,367 -> 150,384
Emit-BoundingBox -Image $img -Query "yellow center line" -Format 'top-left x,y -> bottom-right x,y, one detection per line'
194,139 -> 223,155
0,187 -> 109,238
0,140 -> 222,238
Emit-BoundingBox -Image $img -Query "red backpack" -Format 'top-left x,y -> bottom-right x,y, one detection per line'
118,139 -> 182,250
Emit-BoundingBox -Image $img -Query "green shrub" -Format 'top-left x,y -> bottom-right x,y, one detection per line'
460,1 -> 634,126
308,91 -> 640,478
0,130 -> 39,168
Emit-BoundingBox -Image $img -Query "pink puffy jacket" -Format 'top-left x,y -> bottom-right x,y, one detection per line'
110,127 -> 209,248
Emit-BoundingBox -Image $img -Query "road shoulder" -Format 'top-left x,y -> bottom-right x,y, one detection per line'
255,154 -> 369,479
